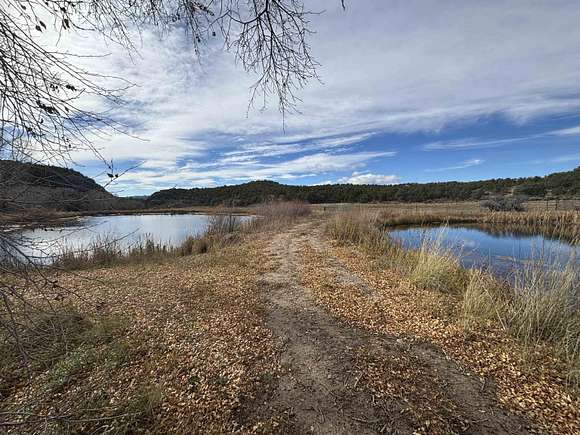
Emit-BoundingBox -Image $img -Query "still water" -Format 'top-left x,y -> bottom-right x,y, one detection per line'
389,225 -> 578,275
17,214 -> 251,260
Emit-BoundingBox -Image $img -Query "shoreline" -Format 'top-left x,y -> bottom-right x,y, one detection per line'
0,206 -> 255,230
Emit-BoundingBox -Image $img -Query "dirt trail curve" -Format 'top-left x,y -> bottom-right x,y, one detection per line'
249,220 -> 529,434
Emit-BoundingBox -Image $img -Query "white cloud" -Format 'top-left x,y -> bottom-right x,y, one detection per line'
549,125 -> 580,136
31,1 -> 580,191
106,150 -> 395,192
426,159 -> 484,172
338,172 -> 400,185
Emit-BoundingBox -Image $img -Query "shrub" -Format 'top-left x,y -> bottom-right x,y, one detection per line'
246,201 -> 311,231
480,195 -> 527,212
206,214 -> 241,235
255,200 -> 311,219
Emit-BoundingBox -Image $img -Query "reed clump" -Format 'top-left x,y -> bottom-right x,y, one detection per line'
326,208 -> 580,384
461,256 -> 580,386
377,209 -> 479,227
325,207 -> 391,254
508,257 -> 579,375
481,211 -> 580,243
408,234 -> 467,293
461,269 -> 510,326
52,214 -> 245,270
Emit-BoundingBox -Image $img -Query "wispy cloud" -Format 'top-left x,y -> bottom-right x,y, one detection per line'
526,153 -> 580,164
106,150 -> 395,193
422,137 -> 532,151
426,158 -> 484,172
338,172 -> 400,185
222,132 -> 376,160
548,125 -> 580,136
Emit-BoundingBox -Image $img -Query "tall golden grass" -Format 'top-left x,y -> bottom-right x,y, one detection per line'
325,207 -> 391,254
52,202 -> 312,269
409,232 -> 467,293
244,200 -> 311,232
327,207 -> 580,386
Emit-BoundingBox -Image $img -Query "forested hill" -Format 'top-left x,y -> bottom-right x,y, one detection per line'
0,160 -> 106,192
147,167 -> 580,207
0,160 -> 139,212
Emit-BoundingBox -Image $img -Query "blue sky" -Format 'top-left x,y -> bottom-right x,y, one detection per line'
51,0 -> 580,195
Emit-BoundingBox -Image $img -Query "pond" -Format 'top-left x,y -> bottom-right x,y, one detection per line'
13,214 -> 252,261
389,225 -> 578,276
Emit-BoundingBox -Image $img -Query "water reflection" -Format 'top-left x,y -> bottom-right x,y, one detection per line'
389,225 -> 578,276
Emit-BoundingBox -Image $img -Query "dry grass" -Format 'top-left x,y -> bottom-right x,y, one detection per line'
460,256 -> 580,387
481,211 -> 580,242
461,269 -> 509,327
51,214 -> 245,270
508,257 -> 580,385
244,200 -> 311,232
378,209 -> 479,227
327,207 -> 580,387
325,207 -> 386,250
408,233 -> 467,293
254,200 -> 311,219
0,237 -> 279,433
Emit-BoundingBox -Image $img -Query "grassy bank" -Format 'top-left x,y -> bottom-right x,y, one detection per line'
39,202 -> 309,270
325,207 -> 580,387
372,207 -> 580,244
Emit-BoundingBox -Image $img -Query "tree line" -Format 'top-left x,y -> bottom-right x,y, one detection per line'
146,167 -> 580,207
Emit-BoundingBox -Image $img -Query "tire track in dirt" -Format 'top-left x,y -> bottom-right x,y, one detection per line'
252,220 -> 529,434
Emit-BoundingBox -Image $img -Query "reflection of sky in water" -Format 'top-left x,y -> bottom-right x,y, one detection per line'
389,226 -> 578,275
17,214 -> 251,259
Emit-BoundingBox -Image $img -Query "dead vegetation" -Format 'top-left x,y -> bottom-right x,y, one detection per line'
2,203 -> 579,433
0,233 -> 281,433
372,206 -> 580,243
320,208 -> 579,432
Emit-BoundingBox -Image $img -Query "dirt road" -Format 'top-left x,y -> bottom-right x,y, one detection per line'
250,221 -> 528,434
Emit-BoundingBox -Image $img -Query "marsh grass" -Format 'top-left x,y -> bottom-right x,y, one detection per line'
461,269 -> 512,331
376,208 -> 580,243
327,208 -> 580,385
51,214 -> 246,270
378,209 -> 479,227
408,231 -> 467,293
244,200 -> 311,232
325,207 -> 392,254
508,257 -> 579,382
460,255 -> 580,386
481,211 -> 580,243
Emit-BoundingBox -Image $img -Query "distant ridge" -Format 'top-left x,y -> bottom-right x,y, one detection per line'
2,159 -> 578,211
147,167 -> 580,207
